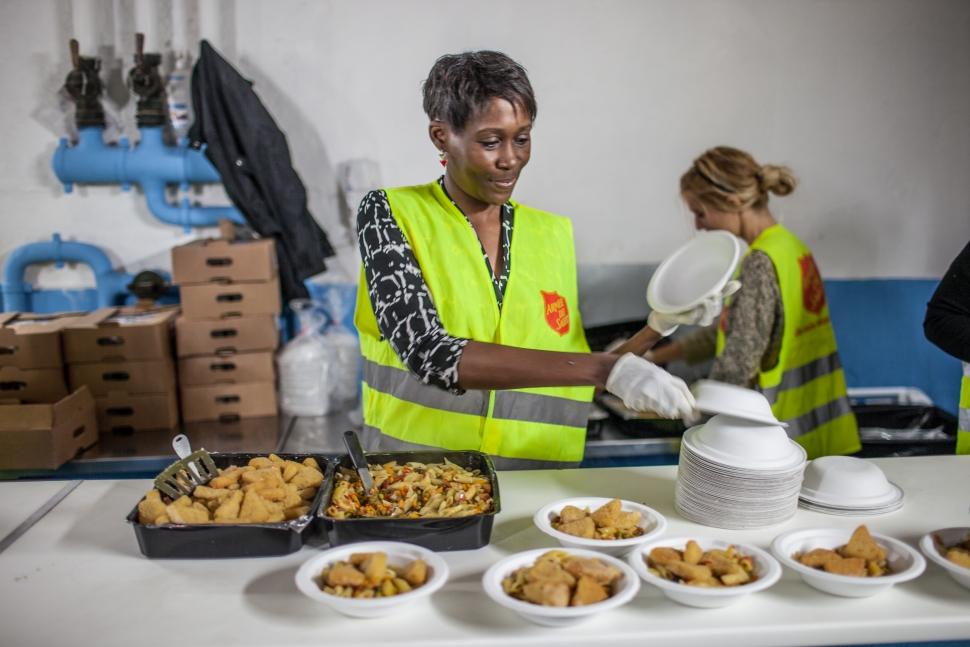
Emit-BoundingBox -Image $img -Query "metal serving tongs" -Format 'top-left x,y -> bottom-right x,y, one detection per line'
342,429 -> 379,505
154,434 -> 219,499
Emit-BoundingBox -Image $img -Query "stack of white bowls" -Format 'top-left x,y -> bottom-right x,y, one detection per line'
675,381 -> 807,529
798,455 -> 904,515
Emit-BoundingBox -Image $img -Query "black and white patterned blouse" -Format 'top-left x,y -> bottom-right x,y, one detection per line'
356,177 -> 514,393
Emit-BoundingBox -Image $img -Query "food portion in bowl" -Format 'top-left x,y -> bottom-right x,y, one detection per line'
502,550 -> 624,607
552,498 -> 644,540
932,531 -> 970,569
793,525 -> 891,577
317,550 -> 429,599
137,454 -> 325,525
646,540 -> 758,587
325,458 -> 494,519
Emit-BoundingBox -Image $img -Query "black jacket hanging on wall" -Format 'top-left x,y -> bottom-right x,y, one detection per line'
188,40 -> 334,301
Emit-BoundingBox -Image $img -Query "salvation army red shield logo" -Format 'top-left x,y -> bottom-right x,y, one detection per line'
799,254 -> 826,314
541,290 -> 570,336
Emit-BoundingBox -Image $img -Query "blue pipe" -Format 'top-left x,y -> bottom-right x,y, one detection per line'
2,234 -> 135,311
52,126 -> 245,229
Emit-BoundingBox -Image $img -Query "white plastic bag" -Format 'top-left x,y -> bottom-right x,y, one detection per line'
278,296 -> 359,416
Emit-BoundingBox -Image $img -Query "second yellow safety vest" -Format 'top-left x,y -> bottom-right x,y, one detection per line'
717,224 -> 861,459
958,363 -> 969,455
354,181 -> 594,463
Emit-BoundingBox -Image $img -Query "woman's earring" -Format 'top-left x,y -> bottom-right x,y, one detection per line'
438,150 -> 447,168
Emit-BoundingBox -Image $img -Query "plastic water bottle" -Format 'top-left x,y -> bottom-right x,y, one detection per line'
165,52 -> 192,142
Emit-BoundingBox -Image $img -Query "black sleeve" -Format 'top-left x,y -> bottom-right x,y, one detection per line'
356,190 -> 469,393
924,240 -> 970,362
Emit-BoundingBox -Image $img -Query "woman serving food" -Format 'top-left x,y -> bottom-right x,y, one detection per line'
648,146 -> 860,459
354,51 -> 723,469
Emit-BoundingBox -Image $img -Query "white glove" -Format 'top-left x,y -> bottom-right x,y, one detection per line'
647,280 -> 742,336
605,353 -> 698,421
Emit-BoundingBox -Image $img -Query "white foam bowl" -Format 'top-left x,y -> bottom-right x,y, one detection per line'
771,527 -> 925,598
692,414 -> 800,467
295,541 -> 449,618
800,456 -> 896,505
691,379 -> 783,426
533,497 -> 668,557
647,230 -> 742,313
919,527 -> 970,591
628,537 -> 781,608
482,548 -> 640,626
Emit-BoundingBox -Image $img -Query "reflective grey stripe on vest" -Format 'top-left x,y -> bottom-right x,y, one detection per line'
364,359 -> 589,428
492,390 -> 591,429
364,359 -> 487,416
782,397 -> 854,438
959,409 -> 970,433
760,351 -> 843,405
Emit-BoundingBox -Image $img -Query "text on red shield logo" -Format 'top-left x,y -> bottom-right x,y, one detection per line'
799,253 -> 826,314
541,290 -> 570,336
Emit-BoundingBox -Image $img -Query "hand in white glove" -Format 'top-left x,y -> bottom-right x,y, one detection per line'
647,280 -> 742,336
605,353 -> 698,421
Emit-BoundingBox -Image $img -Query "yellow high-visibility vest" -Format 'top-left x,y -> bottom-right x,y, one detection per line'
354,181 -> 593,463
717,224 -> 861,459
958,363 -> 969,455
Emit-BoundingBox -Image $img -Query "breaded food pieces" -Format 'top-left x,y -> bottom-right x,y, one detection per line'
823,556 -> 867,577
571,575 -> 609,606
360,552 -> 388,585
326,562 -> 366,587
559,505 -> 587,523
683,540 -> 703,565
522,581 -> 570,607
563,556 -> 622,585
525,559 -> 576,587
166,501 -> 210,524
558,516 -> 596,539
798,548 -> 841,569
649,546 -> 682,566
945,547 -> 970,569
666,560 -> 713,582
402,559 -> 428,586
137,489 -> 167,525
590,498 -> 622,527
214,490 -> 244,522
839,525 -> 887,562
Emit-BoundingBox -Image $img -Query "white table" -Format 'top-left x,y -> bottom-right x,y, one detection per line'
0,456 -> 968,647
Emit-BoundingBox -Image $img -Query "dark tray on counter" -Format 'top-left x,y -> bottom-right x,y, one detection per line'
127,452 -> 332,559
318,450 -> 500,552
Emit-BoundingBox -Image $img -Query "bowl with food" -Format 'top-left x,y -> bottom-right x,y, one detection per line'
771,525 -> 925,597
919,527 -> 970,591
628,536 -> 781,608
294,540 -> 449,618
482,548 -> 639,626
533,497 -> 667,557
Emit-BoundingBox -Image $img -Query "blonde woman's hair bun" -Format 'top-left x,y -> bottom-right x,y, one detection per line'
759,164 -> 797,196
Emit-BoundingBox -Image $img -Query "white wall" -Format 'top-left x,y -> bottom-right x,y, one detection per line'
1,0 -> 968,294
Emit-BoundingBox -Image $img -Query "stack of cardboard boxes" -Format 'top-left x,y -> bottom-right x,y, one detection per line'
172,237 -> 280,423
0,312 -> 98,470
63,308 -> 180,434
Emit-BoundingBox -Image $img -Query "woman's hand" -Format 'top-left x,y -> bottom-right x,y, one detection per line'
647,280 -> 741,336
605,353 -> 698,420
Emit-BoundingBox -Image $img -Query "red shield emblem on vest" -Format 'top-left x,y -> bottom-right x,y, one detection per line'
541,290 -> 570,336
800,254 -> 826,314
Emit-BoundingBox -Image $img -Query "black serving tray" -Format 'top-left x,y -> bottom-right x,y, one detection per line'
127,452 -> 332,559
318,450 -> 500,552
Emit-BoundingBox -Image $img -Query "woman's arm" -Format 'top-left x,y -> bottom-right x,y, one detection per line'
708,252 -> 779,386
924,240 -> 970,363
458,342 -> 618,390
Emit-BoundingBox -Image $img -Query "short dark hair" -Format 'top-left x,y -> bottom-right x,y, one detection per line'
422,50 -> 537,131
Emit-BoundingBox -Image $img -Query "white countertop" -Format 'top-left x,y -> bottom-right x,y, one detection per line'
0,456 -> 968,647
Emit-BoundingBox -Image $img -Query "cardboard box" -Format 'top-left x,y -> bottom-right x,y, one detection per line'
180,381 -> 278,423
0,386 -> 98,470
171,237 -> 277,285
96,391 -> 179,433
0,365 -> 69,404
68,358 -> 177,396
178,351 -> 275,386
179,278 -> 281,319
175,315 -> 279,357
0,312 -> 81,369
63,307 -> 178,363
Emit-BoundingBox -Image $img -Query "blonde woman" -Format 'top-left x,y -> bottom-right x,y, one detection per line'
649,146 -> 860,459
